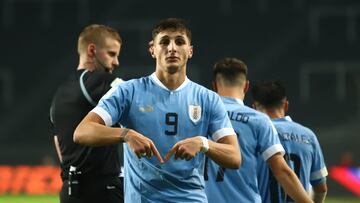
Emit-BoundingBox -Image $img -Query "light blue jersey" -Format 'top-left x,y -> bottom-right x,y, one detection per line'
205,97 -> 284,203
92,73 -> 235,203
258,116 -> 328,203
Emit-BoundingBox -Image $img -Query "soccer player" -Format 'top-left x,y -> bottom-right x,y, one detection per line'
252,80 -> 328,203
49,24 -> 124,203
74,18 -> 241,202
205,58 -> 313,203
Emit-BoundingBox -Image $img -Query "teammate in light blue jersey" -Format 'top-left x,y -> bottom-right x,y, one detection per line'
252,80 -> 328,203
206,58 -> 313,203
74,18 -> 241,203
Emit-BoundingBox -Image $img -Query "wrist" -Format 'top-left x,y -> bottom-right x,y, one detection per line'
120,128 -> 129,143
199,136 -> 209,153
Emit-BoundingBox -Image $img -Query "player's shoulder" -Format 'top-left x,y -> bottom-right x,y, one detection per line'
116,75 -> 148,87
279,118 -> 317,138
237,104 -> 273,127
188,80 -> 219,97
83,69 -> 116,81
247,107 -> 272,123
80,70 -> 117,89
292,120 -> 315,134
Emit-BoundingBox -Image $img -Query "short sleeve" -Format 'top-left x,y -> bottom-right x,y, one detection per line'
91,81 -> 131,127
49,101 -> 58,136
310,134 -> 328,185
208,93 -> 235,142
257,117 -> 285,161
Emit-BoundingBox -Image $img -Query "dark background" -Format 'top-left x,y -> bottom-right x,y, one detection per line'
0,0 -> 359,197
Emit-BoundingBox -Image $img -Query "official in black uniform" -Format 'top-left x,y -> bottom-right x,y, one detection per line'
49,24 -> 124,203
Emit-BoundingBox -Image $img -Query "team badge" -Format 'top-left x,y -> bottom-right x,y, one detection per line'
189,105 -> 201,123
139,105 -> 153,112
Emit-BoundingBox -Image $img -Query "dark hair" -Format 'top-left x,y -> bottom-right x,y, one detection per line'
251,80 -> 287,109
213,57 -> 248,86
152,18 -> 192,42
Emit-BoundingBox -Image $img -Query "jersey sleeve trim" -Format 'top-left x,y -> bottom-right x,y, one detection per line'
211,127 -> 236,142
91,106 -> 113,126
310,167 -> 328,181
262,144 -> 285,161
111,78 -> 124,87
79,70 -> 97,106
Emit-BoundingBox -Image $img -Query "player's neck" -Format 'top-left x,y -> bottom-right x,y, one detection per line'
155,70 -> 186,91
217,87 -> 245,101
266,109 -> 284,119
78,56 -> 95,71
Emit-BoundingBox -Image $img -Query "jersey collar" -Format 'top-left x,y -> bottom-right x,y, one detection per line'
221,96 -> 244,105
235,98 -> 244,105
150,72 -> 189,92
274,115 -> 293,122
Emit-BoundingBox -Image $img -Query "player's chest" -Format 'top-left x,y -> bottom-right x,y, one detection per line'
128,91 -> 208,130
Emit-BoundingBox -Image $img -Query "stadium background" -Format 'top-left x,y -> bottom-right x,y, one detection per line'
0,0 -> 359,201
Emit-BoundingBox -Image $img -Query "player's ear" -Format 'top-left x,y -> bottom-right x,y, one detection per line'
148,40 -> 155,58
87,43 -> 96,57
284,100 -> 289,113
244,80 -> 249,94
188,45 -> 193,59
212,81 -> 217,92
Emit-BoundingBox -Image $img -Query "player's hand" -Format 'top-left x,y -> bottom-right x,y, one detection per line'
164,136 -> 203,162
124,129 -> 163,163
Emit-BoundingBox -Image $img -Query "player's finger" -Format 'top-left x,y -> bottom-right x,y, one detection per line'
164,144 -> 178,162
145,144 -> 153,159
185,154 -> 193,161
174,145 -> 185,160
135,151 -> 142,159
150,141 -> 163,163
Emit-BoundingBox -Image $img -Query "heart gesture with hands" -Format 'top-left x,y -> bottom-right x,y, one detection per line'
124,129 -> 164,163
164,136 -> 203,162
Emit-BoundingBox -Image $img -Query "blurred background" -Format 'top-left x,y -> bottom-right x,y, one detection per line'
0,0 -> 359,200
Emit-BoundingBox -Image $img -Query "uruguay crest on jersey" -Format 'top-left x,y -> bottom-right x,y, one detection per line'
189,105 -> 201,123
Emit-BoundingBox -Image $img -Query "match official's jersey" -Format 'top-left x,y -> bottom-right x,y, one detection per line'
258,116 -> 328,203
50,69 -> 123,179
93,73 -> 235,203
205,97 -> 284,203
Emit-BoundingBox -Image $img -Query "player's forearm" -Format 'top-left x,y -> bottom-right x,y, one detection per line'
312,183 -> 327,203
312,191 -> 327,203
274,166 -> 313,203
206,136 -> 241,169
74,121 -> 124,146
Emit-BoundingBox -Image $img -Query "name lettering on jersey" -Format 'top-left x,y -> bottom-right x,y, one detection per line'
139,105 -> 153,112
227,111 -> 249,123
279,132 -> 311,144
189,105 -> 201,123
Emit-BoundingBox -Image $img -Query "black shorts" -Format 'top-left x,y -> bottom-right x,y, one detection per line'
60,176 -> 124,203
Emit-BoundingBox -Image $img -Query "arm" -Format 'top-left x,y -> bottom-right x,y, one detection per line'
312,182 -> 327,203
53,135 -> 63,163
268,153 -> 313,203
74,112 -> 124,146
74,112 -> 163,162
164,135 -> 241,169
207,135 -> 241,169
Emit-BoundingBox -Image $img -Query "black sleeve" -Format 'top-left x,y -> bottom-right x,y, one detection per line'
82,71 -> 117,103
49,102 -> 59,136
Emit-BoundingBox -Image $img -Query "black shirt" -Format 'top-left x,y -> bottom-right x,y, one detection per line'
50,69 -> 122,180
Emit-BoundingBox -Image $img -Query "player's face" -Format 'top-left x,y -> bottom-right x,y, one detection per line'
153,30 -> 193,74
94,37 -> 121,73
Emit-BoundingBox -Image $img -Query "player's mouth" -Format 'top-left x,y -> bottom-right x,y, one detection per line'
166,56 -> 179,63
